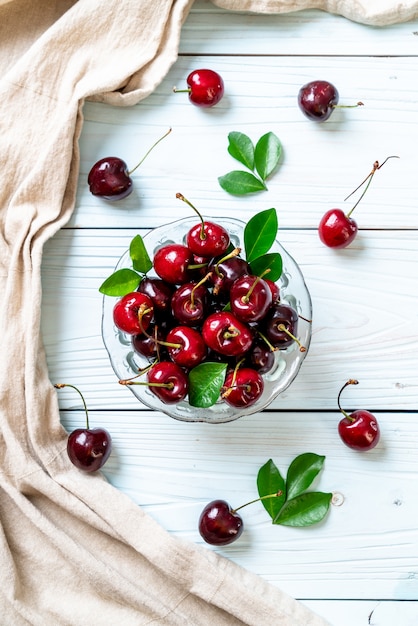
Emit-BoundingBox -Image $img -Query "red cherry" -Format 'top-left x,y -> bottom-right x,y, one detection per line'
337,379 -> 380,451
176,193 -> 230,258
153,243 -> 194,285
318,208 -> 358,249
230,274 -> 272,323
171,280 -> 209,326
113,292 -> 153,335
147,361 -> 189,404
174,69 -> 224,108
165,326 -> 207,369
54,383 -> 112,472
222,367 -> 264,408
202,311 -> 253,357
198,499 -> 243,545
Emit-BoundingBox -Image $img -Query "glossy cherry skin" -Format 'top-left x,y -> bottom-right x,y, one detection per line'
132,323 -> 165,360
171,282 -> 208,326
67,428 -> 112,472
298,80 -> 339,122
222,367 -> 264,408
186,69 -> 224,107
318,208 -> 358,248
246,340 -> 275,374
198,499 -> 243,546
338,410 -> 380,451
87,157 -> 132,200
186,221 -> 230,258
264,278 -> 280,303
202,311 -> 253,358
230,274 -> 272,323
138,277 -> 174,314
166,326 -> 207,369
153,243 -> 194,285
147,361 -> 189,404
113,292 -> 153,335
209,256 -> 250,295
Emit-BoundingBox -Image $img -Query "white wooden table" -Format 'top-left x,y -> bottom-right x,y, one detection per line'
41,2 -> 418,624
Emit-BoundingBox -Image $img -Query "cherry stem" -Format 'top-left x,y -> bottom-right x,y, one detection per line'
222,358 -> 245,399
176,192 -> 206,240
337,379 -> 359,422
172,86 -> 191,94
257,330 -> 278,353
190,271 -> 212,309
344,155 -> 399,218
223,327 -> 239,340
138,316 -> 181,350
332,101 -> 364,110
128,128 -> 172,176
54,383 -> 90,429
277,324 -> 306,352
232,491 -> 284,514
242,269 -> 270,304
121,380 -> 174,390
118,363 -> 154,384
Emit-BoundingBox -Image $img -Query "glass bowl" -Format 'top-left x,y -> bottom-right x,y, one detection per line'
102,216 -> 312,424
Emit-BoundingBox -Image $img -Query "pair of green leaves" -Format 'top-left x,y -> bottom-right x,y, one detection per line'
99,234 -> 152,297
218,131 -> 282,195
257,453 -> 332,527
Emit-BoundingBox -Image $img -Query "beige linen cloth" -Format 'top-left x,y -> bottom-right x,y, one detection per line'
0,0 -> 414,624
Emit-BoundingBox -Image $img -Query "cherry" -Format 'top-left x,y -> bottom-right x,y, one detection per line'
165,326 -> 207,369
297,80 -> 363,122
263,302 -> 304,350
54,383 -> 112,472
153,243 -> 194,284
173,69 -> 224,107
171,277 -> 209,326
337,379 -> 380,451
138,277 -> 174,315
113,291 -> 153,335
246,340 -> 275,374
198,500 -> 243,546
230,274 -> 272,323
87,128 -> 171,200
264,278 -> 280,303
132,323 -> 165,360
177,193 -> 230,258
319,156 -> 399,249
120,361 -> 189,405
208,251 -> 249,295
202,311 -> 253,357
222,366 -> 264,408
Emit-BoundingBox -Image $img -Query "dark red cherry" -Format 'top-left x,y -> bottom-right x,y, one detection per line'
337,379 -> 380,451
88,157 -> 132,201
263,302 -> 299,349
113,292 -> 153,335
138,277 -> 174,314
208,255 -> 250,295
171,281 -> 209,326
230,274 -> 272,323
298,80 -> 339,122
247,340 -> 275,374
198,499 -> 243,545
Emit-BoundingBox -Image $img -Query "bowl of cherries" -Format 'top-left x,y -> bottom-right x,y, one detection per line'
101,196 -> 312,423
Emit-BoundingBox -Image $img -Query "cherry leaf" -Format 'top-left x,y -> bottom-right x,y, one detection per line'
99,268 -> 141,296
254,132 -> 282,180
244,208 -> 278,262
188,362 -> 227,408
273,492 -> 332,527
130,234 -> 152,274
249,252 -> 282,282
227,131 -> 255,170
257,459 -> 286,520
218,171 -> 267,195
286,453 -> 326,500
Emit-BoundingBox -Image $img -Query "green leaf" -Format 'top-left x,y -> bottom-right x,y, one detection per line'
254,132 -> 282,181
130,234 -> 152,274
244,208 -> 278,262
227,131 -> 255,170
274,492 -> 332,527
188,362 -> 227,408
99,268 -> 141,296
257,459 -> 286,521
286,453 -> 326,500
249,252 -> 282,282
218,171 -> 267,195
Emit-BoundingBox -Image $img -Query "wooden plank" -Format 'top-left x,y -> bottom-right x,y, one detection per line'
182,1 -> 418,56
58,408 -> 418,600
75,55 -> 416,229
41,229 -> 418,410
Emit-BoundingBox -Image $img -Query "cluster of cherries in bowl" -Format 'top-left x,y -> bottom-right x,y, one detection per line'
109,200 -> 308,417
